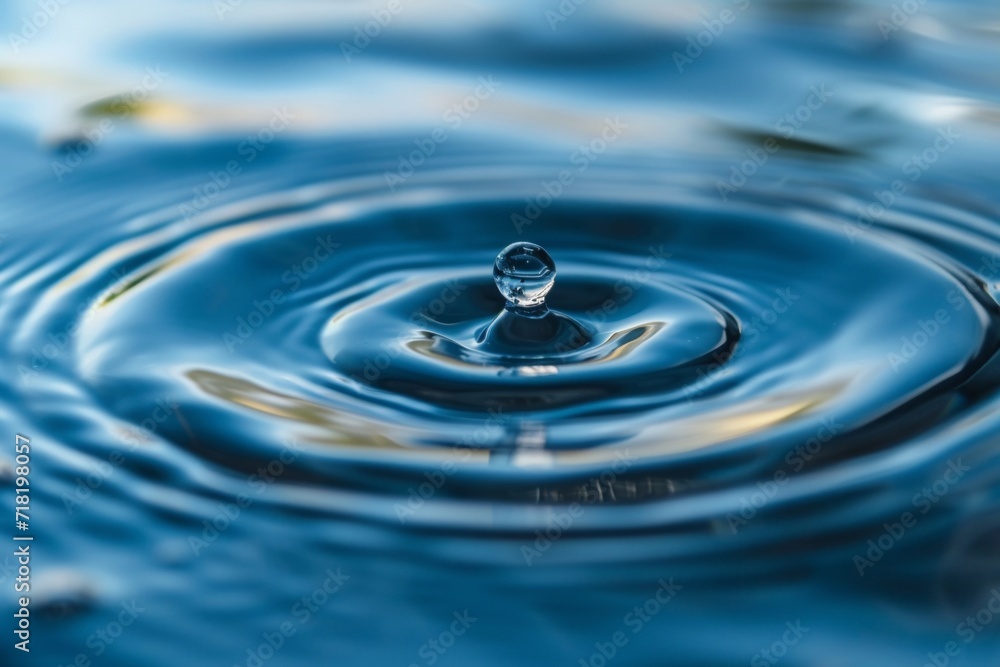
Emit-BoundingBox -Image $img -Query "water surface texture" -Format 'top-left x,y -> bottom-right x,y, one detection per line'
3,1 -> 1000,666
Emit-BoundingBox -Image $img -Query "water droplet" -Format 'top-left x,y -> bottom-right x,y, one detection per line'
493,242 -> 556,310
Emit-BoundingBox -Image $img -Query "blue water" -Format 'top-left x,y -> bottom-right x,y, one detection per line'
3,1 -> 1000,665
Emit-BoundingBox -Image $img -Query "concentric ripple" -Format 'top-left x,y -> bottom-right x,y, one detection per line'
7,1 -> 1000,664
5,156 -> 994,528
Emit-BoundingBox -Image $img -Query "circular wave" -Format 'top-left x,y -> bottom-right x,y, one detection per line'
10,154 -> 1000,536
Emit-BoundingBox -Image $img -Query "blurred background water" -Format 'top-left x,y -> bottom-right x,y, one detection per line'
2,1 -> 1000,665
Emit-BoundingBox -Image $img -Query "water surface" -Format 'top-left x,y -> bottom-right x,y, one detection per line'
3,1 -> 1000,665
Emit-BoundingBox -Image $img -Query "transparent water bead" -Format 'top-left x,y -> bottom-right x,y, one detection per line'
479,242 -> 590,355
493,242 -> 556,310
